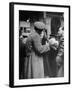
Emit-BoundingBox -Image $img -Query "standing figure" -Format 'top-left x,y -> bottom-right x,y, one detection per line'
41,29 -> 52,77
24,21 -> 50,79
48,36 -> 59,77
19,27 -> 27,79
56,27 -> 64,77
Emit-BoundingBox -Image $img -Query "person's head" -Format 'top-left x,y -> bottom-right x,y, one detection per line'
57,26 -> 64,37
34,21 -> 45,35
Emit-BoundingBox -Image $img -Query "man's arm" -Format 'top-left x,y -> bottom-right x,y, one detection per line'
33,34 -> 50,54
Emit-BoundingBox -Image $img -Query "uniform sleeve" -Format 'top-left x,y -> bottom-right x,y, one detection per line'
32,34 -> 50,54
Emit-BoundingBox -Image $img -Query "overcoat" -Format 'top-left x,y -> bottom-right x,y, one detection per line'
24,30 -> 50,79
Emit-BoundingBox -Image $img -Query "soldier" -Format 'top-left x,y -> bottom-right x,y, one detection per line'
24,21 -> 50,79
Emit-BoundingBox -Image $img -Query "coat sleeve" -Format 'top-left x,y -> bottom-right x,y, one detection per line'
32,34 -> 50,54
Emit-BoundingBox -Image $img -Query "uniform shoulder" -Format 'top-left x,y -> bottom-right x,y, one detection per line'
31,31 -> 40,39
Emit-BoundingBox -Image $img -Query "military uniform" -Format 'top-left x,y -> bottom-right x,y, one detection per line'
24,22 -> 50,78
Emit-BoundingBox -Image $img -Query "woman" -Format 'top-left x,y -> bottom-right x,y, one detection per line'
24,21 -> 50,79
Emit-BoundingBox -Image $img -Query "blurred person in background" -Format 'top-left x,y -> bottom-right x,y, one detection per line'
19,27 -> 27,79
19,26 -> 30,79
56,26 -> 64,77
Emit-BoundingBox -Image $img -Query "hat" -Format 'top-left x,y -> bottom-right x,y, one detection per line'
34,21 -> 45,30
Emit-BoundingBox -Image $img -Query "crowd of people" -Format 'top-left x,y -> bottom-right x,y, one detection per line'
19,21 -> 64,79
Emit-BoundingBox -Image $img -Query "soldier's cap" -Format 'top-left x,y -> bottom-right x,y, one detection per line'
34,21 -> 45,31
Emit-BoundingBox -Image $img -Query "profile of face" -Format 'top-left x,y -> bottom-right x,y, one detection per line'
58,27 -> 63,36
